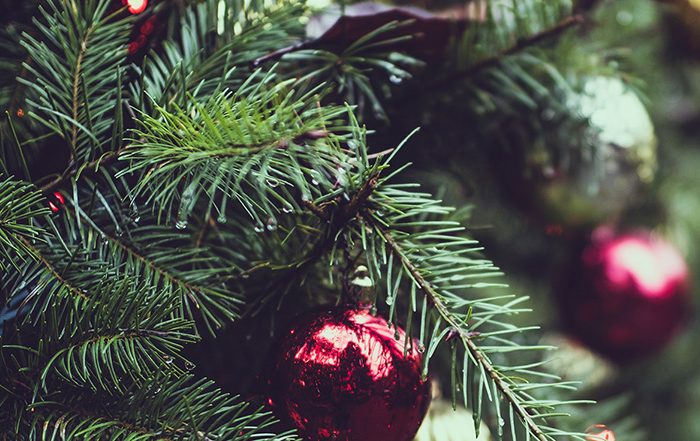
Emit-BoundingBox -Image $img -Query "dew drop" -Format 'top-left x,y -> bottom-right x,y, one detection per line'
254,223 -> 264,233
217,213 -> 227,224
128,202 -> 141,224
176,181 -> 197,229
115,228 -> 124,238
266,177 -> 279,188
185,361 -> 195,371
417,343 -> 426,354
310,171 -> 321,186
266,218 -> 278,231
389,74 -> 404,85
163,355 -> 174,364
282,205 -> 293,214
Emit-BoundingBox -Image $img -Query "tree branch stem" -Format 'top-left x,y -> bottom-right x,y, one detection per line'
39,150 -> 120,193
361,211 -> 549,441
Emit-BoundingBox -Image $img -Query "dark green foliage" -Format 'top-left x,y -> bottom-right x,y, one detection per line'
0,0 -> 643,439
0,176 -> 48,268
19,0 -> 131,163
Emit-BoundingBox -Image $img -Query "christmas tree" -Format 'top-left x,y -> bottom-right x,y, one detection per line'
1,0 -> 698,439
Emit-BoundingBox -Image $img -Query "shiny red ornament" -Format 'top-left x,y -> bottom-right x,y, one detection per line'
47,191 -> 66,213
264,305 -> 431,441
128,15 -> 159,55
560,228 -> 690,362
52,191 -> 65,205
123,0 -> 147,14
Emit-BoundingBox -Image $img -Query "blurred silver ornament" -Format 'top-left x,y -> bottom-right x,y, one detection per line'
527,76 -> 657,227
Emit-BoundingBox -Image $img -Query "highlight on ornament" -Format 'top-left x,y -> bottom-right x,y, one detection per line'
48,191 -> 65,213
124,0 -> 147,14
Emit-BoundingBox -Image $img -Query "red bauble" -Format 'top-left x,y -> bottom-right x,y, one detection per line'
47,191 -> 65,213
264,305 -> 431,441
124,0 -> 148,15
560,228 -> 690,362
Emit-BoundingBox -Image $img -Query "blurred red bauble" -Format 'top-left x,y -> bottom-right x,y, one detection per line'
263,305 -> 430,441
560,228 -> 690,362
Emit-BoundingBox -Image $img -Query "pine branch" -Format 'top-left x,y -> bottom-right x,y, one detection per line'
17,236 -> 90,302
0,177 -> 48,267
19,0 -> 131,163
121,73 -> 349,226
28,376 -> 299,441
63,200 -> 244,334
278,21 -> 420,119
453,14 -> 583,78
7,255 -> 196,392
134,1 -> 305,112
363,211 -> 549,441
40,316 -> 194,393
68,25 -> 92,159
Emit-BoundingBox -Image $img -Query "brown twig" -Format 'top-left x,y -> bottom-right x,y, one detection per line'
39,150 -> 121,193
68,26 -> 95,160
241,172 -> 381,310
17,236 -> 90,302
337,175 -> 379,223
250,41 -> 310,69
194,215 -> 216,248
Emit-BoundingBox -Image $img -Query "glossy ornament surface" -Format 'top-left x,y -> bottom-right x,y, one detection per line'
264,305 -> 431,441
560,228 -> 690,362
